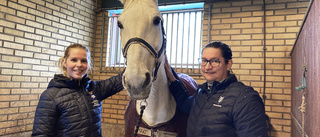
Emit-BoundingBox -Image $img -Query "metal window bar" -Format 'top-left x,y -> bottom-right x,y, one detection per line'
102,9 -> 203,75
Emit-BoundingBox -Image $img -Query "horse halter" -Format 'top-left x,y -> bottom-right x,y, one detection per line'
122,21 -> 166,82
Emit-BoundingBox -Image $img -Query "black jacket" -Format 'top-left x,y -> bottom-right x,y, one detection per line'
32,74 -> 123,137
169,74 -> 268,137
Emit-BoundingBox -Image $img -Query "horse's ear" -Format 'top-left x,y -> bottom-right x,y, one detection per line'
118,0 -> 126,4
154,0 -> 159,6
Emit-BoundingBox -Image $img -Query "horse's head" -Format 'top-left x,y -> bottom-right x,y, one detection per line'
118,0 -> 165,100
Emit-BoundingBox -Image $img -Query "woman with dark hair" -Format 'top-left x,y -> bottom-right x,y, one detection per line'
32,43 -> 123,137
165,41 -> 268,137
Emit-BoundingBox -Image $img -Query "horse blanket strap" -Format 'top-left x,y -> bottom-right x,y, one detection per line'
135,127 -> 177,137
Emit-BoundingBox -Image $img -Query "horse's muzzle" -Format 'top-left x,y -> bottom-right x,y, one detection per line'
122,72 -> 151,100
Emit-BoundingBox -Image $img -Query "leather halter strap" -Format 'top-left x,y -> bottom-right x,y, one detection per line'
122,21 -> 166,59
124,38 -> 158,58
122,21 -> 166,81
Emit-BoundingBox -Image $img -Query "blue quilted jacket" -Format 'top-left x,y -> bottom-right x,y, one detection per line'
32,74 -> 123,137
169,74 -> 268,137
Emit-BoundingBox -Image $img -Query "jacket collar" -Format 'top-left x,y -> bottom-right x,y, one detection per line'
199,74 -> 237,93
48,74 -> 91,89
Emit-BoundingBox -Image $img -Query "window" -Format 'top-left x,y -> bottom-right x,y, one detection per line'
105,3 -> 203,75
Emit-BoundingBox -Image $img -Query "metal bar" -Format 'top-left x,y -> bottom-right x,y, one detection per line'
168,13 -> 173,64
163,13 -> 170,60
117,27 -> 122,71
108,16 -> 114,72
262,0 -> 267,104
192,11 -> 197,73
186,12 -> 191,72
161,8 -> 203,14
198,11 -> 203,70
106,16 -> 110,72
180,12 -> 185,72
174,13 -> 179,69
113,20 -> 119,72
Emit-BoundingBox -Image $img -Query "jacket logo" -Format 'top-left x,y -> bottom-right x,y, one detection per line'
89,91 -> 100,107
218,96 -> 224,103
213,96 -> 224,108
88,91 -> 96,99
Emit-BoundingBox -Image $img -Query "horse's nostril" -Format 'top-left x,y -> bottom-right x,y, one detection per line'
142,72 -> 151,88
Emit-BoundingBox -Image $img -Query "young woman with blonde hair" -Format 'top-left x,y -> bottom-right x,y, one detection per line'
32,43 -> 123,137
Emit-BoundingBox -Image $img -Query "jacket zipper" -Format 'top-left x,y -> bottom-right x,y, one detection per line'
75,96 -> 85,118
80,85 -> 93,135
192,87 -> 216,136
191,88 -> 212,136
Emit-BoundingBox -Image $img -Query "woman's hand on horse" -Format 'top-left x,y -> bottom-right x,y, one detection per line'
164,55 -> 176,83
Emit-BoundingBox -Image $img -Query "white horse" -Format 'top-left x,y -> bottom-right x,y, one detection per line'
118,0 -> 197,136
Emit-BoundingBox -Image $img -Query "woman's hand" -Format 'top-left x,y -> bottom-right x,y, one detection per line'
164,55 -> 176,83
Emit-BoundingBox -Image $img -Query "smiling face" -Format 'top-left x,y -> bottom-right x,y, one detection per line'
200,47 -> 232,84
63,48 -> 89,80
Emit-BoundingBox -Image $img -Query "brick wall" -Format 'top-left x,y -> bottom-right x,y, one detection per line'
0,0 -> 99,136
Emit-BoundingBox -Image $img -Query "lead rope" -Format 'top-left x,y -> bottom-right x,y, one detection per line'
299,92 -> 306,137
133,99 -> 148,137
295,64 -> 307,137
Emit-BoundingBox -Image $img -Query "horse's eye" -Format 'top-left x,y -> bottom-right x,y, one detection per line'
117,21 -> 123,29
153,16 -> 161,25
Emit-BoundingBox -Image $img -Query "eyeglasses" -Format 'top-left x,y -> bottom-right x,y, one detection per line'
198,58 -> 221,67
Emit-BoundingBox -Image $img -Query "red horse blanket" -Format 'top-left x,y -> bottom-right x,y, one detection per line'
124,72 -> 198,137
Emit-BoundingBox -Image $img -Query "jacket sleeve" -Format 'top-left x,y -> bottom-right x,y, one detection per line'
232,87 -> 269,137
93,73 -> 124,101
169,80 -> 197,115
32,90 -> 57,137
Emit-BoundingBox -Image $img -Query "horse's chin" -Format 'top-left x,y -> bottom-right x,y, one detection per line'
126,88 -> 151,100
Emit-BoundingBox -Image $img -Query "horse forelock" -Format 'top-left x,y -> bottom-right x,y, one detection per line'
121,0 -> 158,12
120,0 -> 158,4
